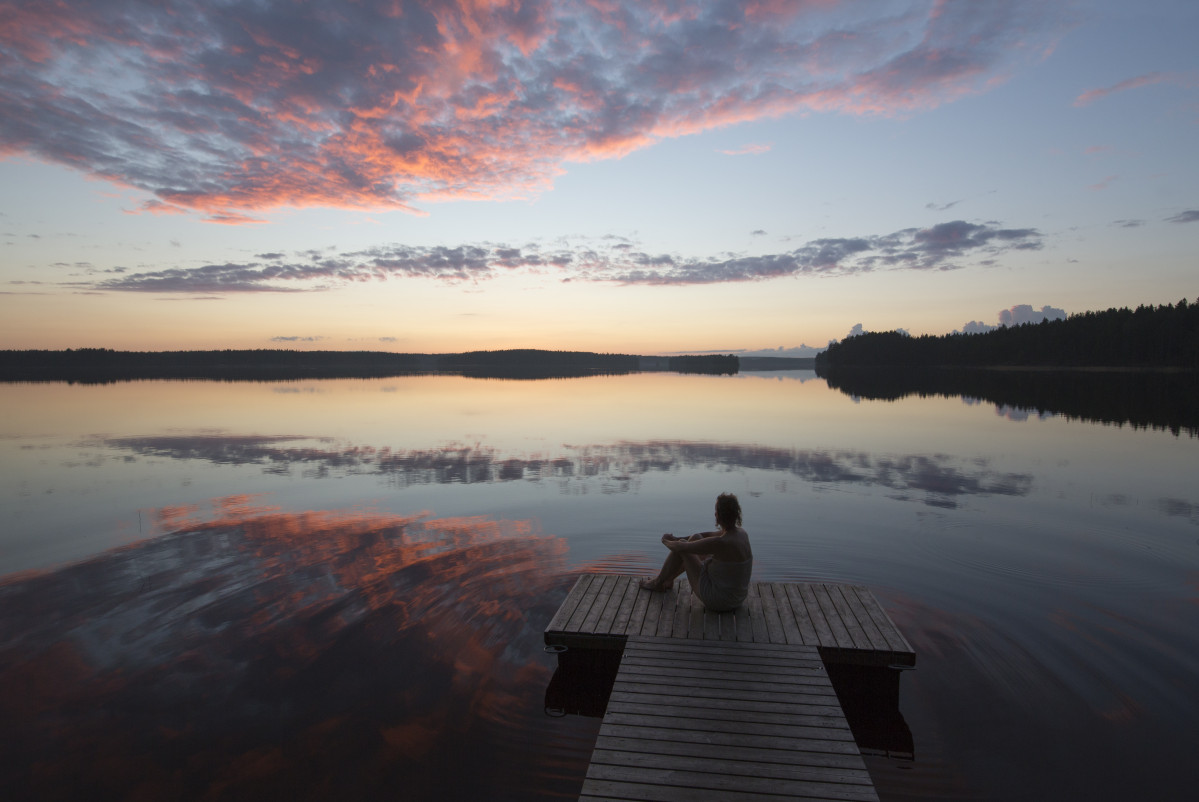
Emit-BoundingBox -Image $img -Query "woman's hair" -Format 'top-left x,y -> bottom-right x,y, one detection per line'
715,492 -> 742,529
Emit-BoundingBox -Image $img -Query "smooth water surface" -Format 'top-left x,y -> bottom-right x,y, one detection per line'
2,372 -> 1197,800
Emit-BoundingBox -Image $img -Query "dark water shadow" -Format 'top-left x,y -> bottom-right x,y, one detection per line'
826,664 -> 914,758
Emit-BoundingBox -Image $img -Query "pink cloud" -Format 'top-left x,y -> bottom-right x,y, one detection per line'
0,1 -> 1069,217
203,212 -> 269,226
1074,73 -> 1165,107
719,143 -> 772,156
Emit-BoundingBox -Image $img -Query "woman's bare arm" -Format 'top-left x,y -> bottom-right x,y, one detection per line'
663,533 -> 739,559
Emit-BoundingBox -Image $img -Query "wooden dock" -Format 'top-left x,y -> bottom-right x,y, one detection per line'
579,636 -> 880,801
544,574 -> 915,668
546,573 -> 916,801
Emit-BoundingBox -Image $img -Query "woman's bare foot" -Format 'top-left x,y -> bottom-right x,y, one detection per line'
639,577 -> 672,592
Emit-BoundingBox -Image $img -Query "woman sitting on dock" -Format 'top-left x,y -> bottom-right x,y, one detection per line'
640,493 -> 753,612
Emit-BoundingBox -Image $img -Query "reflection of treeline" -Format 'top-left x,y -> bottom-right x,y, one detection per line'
820,367 -> 1199,437
816,300 -> 1199,369
0,347 -> 740,382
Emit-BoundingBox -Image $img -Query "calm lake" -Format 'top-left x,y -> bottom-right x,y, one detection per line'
2,371 -> 1197,800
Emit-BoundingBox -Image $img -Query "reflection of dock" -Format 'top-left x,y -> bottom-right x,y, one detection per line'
544,574 -> 916,801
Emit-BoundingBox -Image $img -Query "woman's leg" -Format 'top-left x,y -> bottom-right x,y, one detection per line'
642,534 -> 705,591
641,549 -> 685,590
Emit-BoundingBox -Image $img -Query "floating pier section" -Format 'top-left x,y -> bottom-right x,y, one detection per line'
545,573 -> 915,801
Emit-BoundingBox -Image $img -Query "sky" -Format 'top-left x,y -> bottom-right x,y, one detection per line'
1,0 -> 1196,355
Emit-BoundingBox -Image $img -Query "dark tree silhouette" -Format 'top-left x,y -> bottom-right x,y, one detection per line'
816,300 -> 1199,370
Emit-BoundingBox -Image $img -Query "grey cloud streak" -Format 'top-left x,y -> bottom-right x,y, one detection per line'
93,220 -> 1043,293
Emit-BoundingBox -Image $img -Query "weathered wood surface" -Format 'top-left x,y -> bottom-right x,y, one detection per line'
545,574 -> 915,668
579,636 -> 880,802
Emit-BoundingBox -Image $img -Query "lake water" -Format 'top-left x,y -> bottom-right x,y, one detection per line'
2,372 -> 1197,800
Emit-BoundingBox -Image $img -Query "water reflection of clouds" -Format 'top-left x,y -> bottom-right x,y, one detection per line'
993,404 -> 1056,423
962,396 -> 1059,422
97,434 -> 1036,507
0,500 -> 586,799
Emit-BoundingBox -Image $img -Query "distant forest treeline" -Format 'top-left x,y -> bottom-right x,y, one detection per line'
816,300 -> 1199,369
0,348 -> 739,382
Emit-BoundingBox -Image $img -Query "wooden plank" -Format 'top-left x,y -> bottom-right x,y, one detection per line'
594,576 -> 631,635
624,577 -> 652,635
592,577 -> 628,632
611,668 -> 837,696
756,582 -> 787,644
823,582 -> 872,651
581,778 -> 873,802
717,608 -> 738,641
672,579 -> 691,637
581,574 -> 619,633
621,637 -> 824,661
615,648 -> 825,672
836,584 -> 891,654
604,699 -> 849,730
851,585 -> 915,659
583,763 -> 879,801
766,582 -> 806,646
641,581 -> 664,637
745,583 -> 770,643
610,681 -> 838,706
607,690 -> 850,721
733,594 -> 753,643
613,655 -> 827,678
595,723 -> 864,757
544,574 -> 590,634
798,582 -> 835,647
655,586 -> 676,638
686,591 -> 705,639
564,573 -> 603,632
588,748 -> 875,786
782,583 -> 820,646
810,583 -> 853,649
609,671 -> 834,695
593,733 -> 867,770
703,607 -> 721,640
610,575 -> 641,638
599,710 -> 856,743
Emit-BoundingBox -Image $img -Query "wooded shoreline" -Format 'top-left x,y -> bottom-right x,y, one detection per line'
816,300 -> 1199,370
0,348 -> 743,382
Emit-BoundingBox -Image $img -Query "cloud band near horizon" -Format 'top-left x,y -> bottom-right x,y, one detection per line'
88,219 -> 1043,293
0,0 -> 1066,217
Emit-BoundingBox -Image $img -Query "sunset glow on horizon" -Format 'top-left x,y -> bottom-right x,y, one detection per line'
1,0 -> 1196,354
